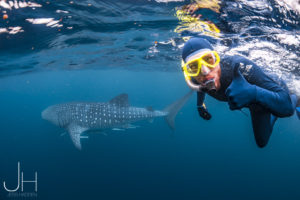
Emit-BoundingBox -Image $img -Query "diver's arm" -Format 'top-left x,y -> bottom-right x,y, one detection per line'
254,83 -> 294,117
226,58 -> 294,117
246,62 -> 294,117
197,91 -> 205,106
197,91 -> 212,120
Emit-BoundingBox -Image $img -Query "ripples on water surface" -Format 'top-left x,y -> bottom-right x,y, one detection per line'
0,0 -> 299,84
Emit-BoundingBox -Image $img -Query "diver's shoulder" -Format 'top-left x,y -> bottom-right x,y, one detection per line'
220,55 -> 243,67
221,55 -> 257,69
222,54 -> 251,63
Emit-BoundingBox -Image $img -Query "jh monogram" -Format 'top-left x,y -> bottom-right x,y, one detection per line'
3,162 -> 38,192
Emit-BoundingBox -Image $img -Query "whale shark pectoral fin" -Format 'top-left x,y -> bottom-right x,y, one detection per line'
109,93 -> 129,107
60,132 -> 67,137
127,124 -> 139,129
67,124 -> 88,150
120,124 -> 139,129
112,128 -> 125,131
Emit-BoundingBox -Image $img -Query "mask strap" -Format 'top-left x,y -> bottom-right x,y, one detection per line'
184,48 -> 212,63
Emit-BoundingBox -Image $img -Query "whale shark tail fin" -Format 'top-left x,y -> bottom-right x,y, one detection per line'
163,90 -> 193,130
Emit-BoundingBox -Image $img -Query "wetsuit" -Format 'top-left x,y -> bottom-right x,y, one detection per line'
197,55 -> 297,148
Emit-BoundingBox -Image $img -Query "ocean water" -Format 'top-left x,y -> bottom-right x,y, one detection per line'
0,0 -> 300,199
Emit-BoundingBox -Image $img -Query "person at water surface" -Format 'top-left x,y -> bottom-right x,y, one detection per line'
181,37 -> 300,148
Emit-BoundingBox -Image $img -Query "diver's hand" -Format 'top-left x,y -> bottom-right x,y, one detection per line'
197,106 -> 212,120
225,65 -> 257,110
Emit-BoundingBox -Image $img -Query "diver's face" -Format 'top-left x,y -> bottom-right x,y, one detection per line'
193,64 -> 221,90
185,53 -> 221,90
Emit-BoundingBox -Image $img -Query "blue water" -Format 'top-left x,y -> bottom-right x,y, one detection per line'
0,0 -> 300,199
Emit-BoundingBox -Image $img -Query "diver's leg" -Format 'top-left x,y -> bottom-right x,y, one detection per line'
270,114 -> 278,129
249,105 -> 274,148
290,94 -> 297,108
295,94 -> 300,107
291,94 -> 300,119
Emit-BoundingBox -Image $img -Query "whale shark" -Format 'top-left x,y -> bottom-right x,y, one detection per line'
42,91 -> 193,150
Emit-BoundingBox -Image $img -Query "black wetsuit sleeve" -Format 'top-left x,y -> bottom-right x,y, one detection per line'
197,91 -> 212,120
237,57 -> 294,117
197,91 -> 205,107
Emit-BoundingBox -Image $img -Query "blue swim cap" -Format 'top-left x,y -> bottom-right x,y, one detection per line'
182,38 -> 214,62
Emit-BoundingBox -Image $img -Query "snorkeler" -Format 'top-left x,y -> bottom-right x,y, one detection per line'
181,37 -> 300,148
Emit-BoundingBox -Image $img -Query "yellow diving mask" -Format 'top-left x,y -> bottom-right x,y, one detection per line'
182,50 -> 220,77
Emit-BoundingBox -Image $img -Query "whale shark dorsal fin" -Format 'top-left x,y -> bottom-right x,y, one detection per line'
109,93 -> 129,107
67,124 -> 88,150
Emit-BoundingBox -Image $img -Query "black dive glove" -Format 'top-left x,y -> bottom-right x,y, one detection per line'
197,106 -> 212,120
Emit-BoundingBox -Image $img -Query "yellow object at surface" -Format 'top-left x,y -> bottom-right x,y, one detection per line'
174,9 -> 220,40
